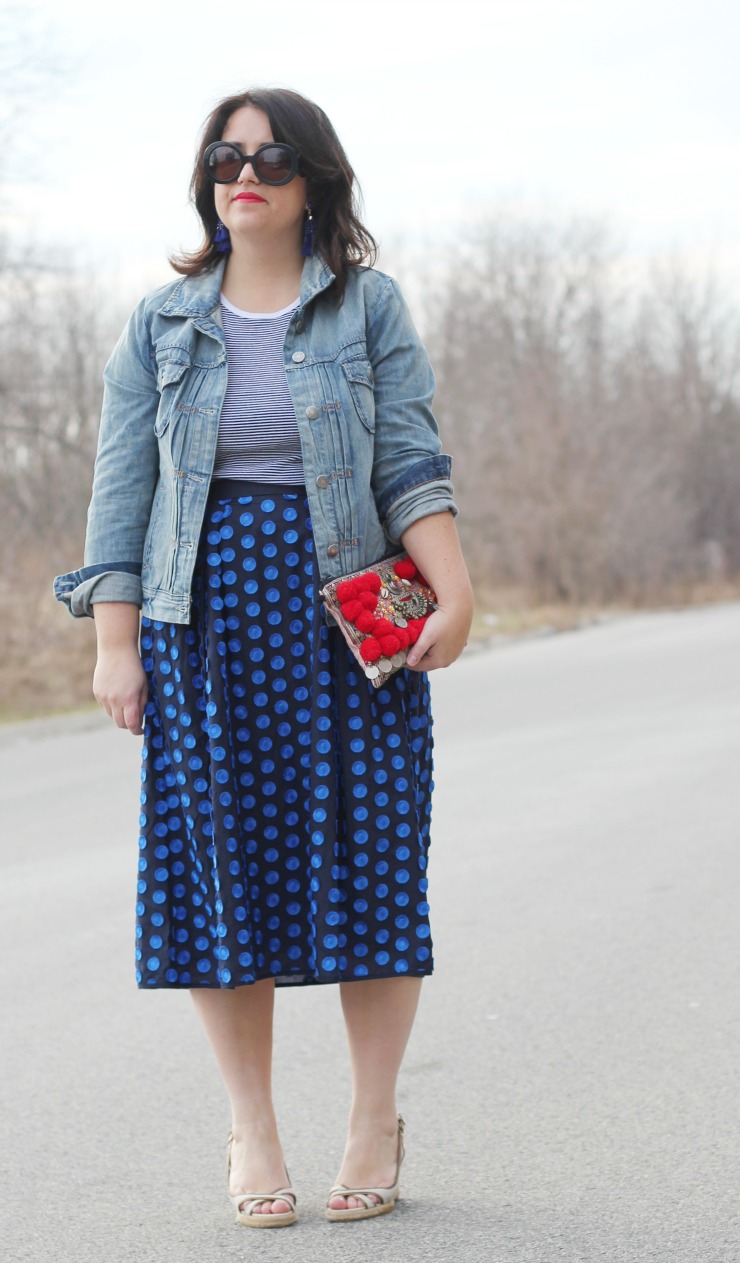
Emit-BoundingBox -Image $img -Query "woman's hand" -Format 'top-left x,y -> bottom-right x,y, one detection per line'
90,602 -> 147,735
93,646 -> 149,735
400,511 -> 475,672
405,604 -> 472,672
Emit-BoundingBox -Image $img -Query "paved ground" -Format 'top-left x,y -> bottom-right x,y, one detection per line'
1,602 -> 739,1262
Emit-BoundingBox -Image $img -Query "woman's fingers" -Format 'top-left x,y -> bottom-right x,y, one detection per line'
93,651 -> 148,734
122,701 -> 141,735
121,691 -> 147,735
405,608 -> 468,671
406,615 -> 442,670
105,700 -> 143,734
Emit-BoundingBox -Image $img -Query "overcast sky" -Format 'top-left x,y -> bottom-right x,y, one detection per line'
2,0 -> 739,305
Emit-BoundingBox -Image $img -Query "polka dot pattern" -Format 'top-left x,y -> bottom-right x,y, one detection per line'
136,486 -> 435,988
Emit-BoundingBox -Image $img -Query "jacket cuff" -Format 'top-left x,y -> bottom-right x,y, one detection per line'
53,563 -> 143,619
377,455 -> 458,544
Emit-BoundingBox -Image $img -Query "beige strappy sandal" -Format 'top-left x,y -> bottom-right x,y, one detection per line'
326,1115 -> 405,1222
226,1132 -> 298,1228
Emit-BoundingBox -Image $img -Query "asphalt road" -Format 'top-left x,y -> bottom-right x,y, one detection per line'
1,602 -> 739,1262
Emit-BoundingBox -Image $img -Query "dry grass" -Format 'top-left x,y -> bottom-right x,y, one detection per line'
469,579 -> 740,643
0,594 -> 98,724
3,577 -> 739,726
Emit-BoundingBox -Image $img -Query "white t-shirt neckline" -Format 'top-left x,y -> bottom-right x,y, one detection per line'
220,294 -> 300,320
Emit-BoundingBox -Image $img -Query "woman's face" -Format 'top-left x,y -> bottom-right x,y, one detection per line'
214,105 -> 308,251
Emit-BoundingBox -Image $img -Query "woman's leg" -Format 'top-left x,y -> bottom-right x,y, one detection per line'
329,976 -> 423,1210
191,979 -> 292,1216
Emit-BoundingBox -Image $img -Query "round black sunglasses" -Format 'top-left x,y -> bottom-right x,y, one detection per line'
203,140 -> 301,186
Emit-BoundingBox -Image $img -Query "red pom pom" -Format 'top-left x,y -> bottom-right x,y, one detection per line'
372,618 -> 396,638
395,626 -> 410,649
380,634 -> 401,655
394,558 -> 417,580
358,590 -> 378,610
359,637 -> 382,662
336,579 -> 359,603
355,611 -> 377,634
406,618 -> 424,644
341,599 -> 363,623
356,572 -> 382,594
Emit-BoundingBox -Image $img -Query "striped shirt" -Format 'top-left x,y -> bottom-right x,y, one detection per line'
212,295 -> 305,484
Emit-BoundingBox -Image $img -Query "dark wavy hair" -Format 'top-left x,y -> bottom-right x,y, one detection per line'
169,87 -> 378,301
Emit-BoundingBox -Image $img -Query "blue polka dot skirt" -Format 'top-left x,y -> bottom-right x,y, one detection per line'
136,482 -> 435,988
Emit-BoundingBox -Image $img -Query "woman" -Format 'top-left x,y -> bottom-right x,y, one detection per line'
53,87 -> 474,1226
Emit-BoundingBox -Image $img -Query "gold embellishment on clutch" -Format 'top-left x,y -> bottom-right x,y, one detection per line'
320,553 -> 437,688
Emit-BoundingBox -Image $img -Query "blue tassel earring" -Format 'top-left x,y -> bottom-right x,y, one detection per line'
213,219 -> 232,254
301,202 -> 315,258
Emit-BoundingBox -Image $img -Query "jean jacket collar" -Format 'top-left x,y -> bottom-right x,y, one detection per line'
156,253 -> 337,320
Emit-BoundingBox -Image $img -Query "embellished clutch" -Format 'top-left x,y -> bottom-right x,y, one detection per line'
320,553 -> 438,688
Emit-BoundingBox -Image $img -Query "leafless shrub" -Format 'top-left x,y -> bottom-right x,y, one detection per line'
0,16 -> 111,716
0,258 -> 125,674
422,215 -> 740,605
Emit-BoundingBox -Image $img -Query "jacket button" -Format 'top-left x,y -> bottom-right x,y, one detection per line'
316,474 -> 330,489
292,350 -> 306,363
305,405 -> 320,419
295,319 -> 305,333
327,544 -> 339,558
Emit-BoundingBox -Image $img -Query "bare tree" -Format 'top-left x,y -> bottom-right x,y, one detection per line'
423,215 -> 740,607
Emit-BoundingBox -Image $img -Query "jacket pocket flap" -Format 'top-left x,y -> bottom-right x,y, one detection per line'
342,360 -> 374,388
156,354 -> 190,390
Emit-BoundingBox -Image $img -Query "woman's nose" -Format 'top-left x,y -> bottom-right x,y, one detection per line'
237,159 -> 259,183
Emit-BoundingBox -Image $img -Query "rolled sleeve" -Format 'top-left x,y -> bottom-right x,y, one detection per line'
84,301 -> 160,565
366,277 -> 458,540
375,453 -> 458,544
53,562 -> 143,619
52,295 -> 160,622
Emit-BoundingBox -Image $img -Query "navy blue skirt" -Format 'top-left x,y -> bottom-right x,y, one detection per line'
136,481 -> 435,988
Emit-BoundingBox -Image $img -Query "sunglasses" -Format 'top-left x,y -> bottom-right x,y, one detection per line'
203,140 -> 301,186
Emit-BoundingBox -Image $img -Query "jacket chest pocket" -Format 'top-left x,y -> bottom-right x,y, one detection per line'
154,353 -> 191,436
342,360 -> 376,433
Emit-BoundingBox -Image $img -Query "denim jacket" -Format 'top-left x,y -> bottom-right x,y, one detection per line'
53,253 -> 457,624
